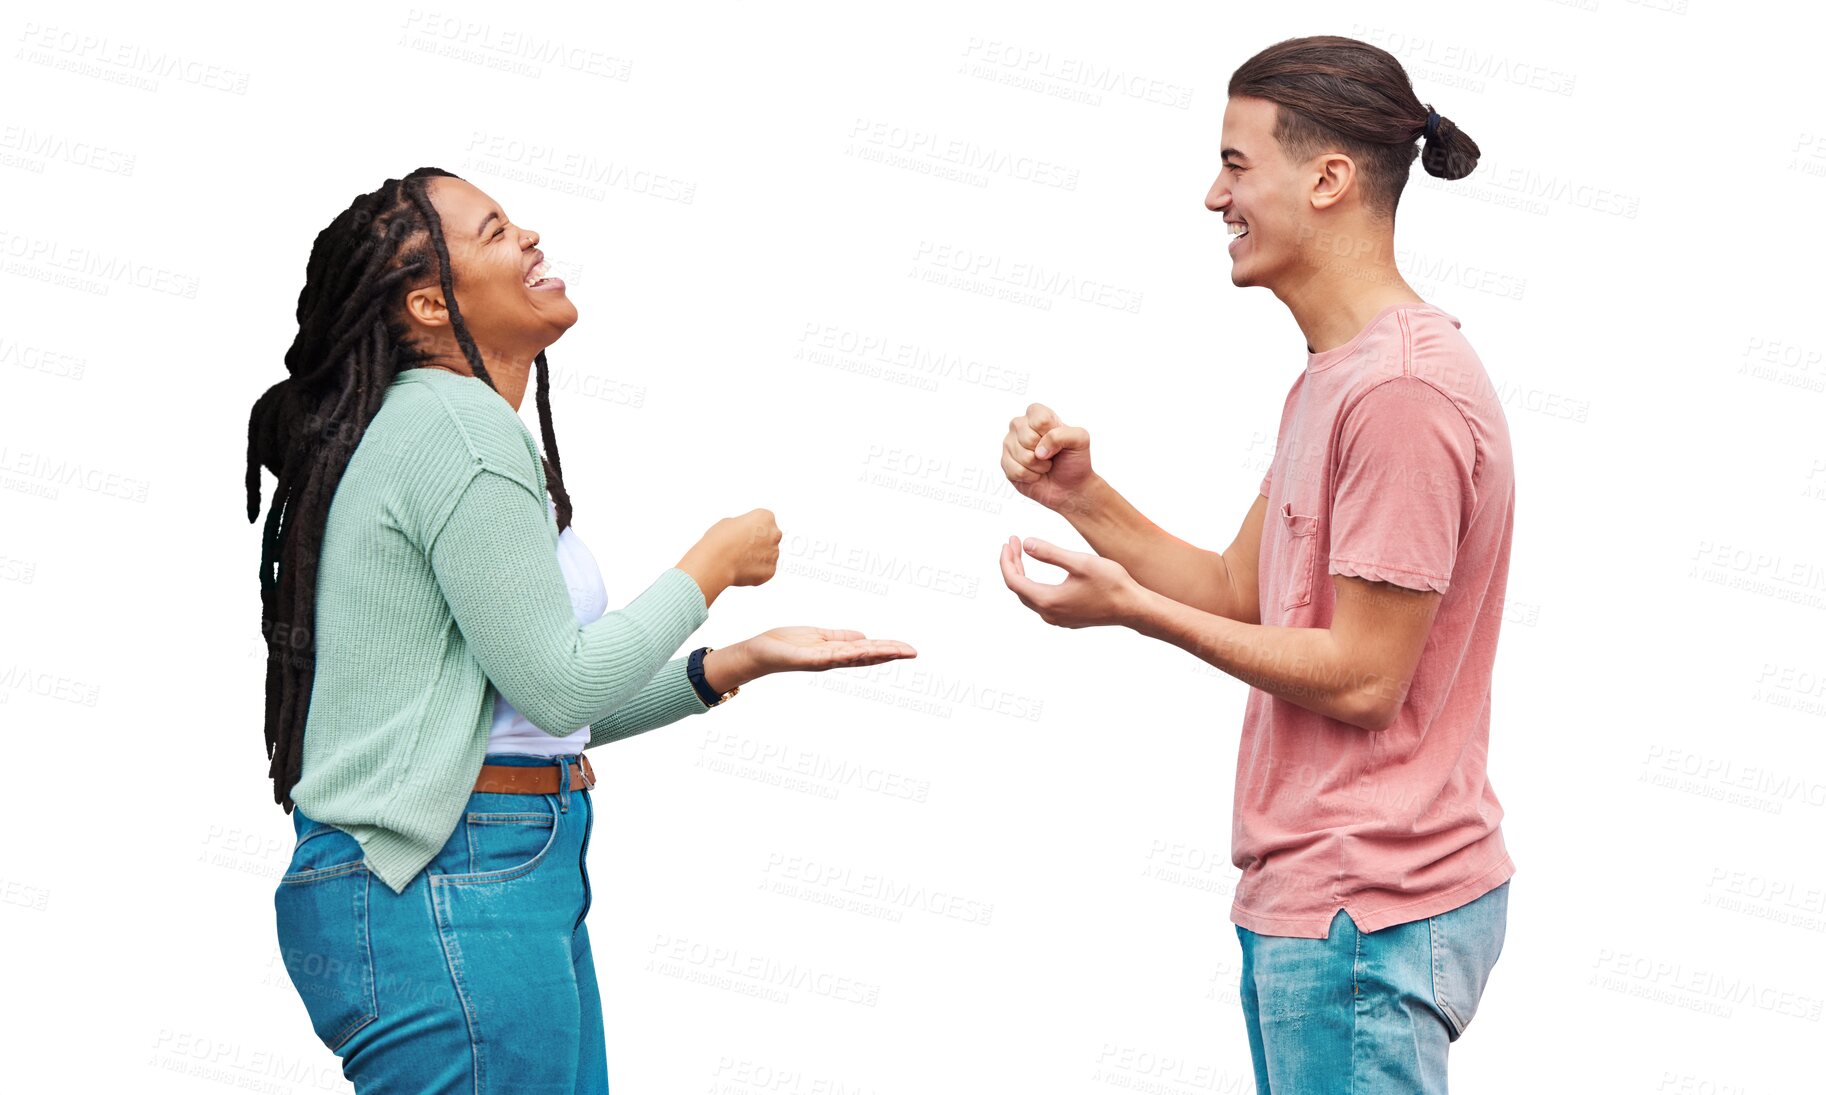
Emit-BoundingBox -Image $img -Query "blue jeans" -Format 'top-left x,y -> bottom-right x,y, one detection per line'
273,753 -> 606,1094
1235,881 -> 1509,1094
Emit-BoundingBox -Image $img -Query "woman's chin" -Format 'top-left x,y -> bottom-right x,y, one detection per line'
539,301 -> 581,337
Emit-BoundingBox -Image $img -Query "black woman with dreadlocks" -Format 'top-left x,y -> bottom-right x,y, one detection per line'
246,167 -> 916,1091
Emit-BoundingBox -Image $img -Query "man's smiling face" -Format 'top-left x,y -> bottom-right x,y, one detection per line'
1206,95 -> 1312,291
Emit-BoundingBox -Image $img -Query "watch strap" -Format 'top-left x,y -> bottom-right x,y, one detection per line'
687,645 -> 737,706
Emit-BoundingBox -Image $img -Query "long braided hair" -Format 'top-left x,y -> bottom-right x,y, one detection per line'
245,167 -> 575,811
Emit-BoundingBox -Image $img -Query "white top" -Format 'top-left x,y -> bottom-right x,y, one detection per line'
485,499 -> 604,756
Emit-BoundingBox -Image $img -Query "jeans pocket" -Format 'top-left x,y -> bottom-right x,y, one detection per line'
273,825 -> 378,1052
1429,882 -> 1509,1041
444,794 -> 559,884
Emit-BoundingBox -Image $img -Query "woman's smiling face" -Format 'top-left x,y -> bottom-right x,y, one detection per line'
401,175 -> 578,362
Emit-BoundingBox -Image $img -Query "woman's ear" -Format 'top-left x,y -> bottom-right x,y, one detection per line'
402,285 -> 448,329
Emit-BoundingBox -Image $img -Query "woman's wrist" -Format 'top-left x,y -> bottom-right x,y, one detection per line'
701,643 -> 758,695
673,553 -> 730,610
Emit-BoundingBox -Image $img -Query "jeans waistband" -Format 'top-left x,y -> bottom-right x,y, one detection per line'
291,753 -> 590,839
479,752 -> 588,812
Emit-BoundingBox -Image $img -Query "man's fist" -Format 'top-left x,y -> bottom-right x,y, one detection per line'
1001,403 -> 1098,514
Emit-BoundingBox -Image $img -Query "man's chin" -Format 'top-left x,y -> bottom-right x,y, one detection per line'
1227,254 -> 1273,290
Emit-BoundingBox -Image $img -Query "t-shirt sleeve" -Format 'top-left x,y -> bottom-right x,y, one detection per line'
1327,377 -> 1476,594
1259,471 -> 1271,497
426,468 -> 709,735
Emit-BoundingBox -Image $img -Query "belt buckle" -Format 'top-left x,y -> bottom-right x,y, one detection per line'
576,756 -> 595,791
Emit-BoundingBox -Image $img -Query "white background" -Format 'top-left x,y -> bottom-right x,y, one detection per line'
3,0 -> 1823,1091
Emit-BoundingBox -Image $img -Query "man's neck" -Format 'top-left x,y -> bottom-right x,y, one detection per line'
1279,274 -> 1424,357
1272,218 -> 1425,355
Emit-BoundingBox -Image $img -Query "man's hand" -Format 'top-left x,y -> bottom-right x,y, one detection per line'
1002,403 -> 1099,515
998,535 -> 1147,629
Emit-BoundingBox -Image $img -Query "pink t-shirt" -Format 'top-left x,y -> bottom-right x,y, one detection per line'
1235,300 -> 1516,938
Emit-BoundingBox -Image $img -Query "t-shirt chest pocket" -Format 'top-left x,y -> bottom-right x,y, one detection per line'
1278,500 -> 1322,610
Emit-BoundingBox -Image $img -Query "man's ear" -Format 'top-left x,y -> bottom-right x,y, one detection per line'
1309,152 -> 1356,213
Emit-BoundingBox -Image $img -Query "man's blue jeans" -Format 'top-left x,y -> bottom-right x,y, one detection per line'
1235,881 -> 1510,1094
273,753 -> 606,1094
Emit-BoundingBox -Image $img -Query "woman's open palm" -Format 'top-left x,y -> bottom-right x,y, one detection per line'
746,627 -> 917,673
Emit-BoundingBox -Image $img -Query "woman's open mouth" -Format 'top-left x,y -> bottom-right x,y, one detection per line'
1227,220 -> 1250,251
524,258 -> 565,292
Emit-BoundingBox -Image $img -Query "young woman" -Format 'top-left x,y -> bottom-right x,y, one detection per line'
997,36 -> 1511,1094
245,166 -> 915,1092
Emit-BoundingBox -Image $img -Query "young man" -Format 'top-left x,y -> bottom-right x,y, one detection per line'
997,36 -> 1514,1094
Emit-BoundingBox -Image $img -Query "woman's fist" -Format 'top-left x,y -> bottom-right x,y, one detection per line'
705,508 -> 780,587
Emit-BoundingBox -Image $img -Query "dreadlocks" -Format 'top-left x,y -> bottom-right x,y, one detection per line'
245,166 -> 575,811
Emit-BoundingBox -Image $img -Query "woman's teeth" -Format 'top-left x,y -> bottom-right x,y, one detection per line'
1228,222 -> 1249,238
524,259 -> 552,288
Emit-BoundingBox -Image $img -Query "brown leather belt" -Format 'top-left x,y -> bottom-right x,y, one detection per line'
473,755 -> 595,794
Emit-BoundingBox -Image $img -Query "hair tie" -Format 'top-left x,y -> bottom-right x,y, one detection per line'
1423,107 -> 1441,142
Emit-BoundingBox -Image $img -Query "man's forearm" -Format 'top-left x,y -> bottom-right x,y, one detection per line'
1124,585 -> 1404,730
1064,476 -> 1240,618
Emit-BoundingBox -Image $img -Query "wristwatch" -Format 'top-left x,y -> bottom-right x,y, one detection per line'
687,645 -> 740,707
